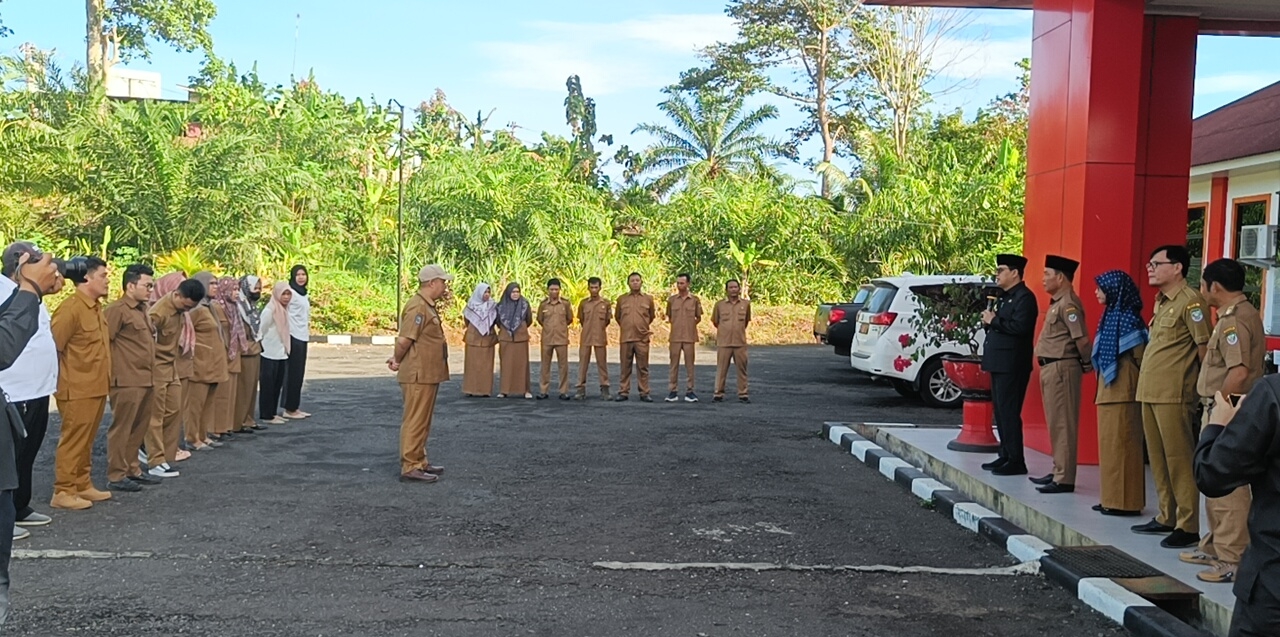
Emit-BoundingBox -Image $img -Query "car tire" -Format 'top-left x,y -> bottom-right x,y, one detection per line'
891,379 -> 915,398
917,357 -> 963,409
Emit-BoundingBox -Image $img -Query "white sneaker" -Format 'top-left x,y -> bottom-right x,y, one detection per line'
148,464 -> 179,478
138,449 -> 148,465
12,525 -> 30,541
16,511 -> 52,527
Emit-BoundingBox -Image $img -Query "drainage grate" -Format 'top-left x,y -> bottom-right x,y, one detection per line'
1045,546 -> 1164,579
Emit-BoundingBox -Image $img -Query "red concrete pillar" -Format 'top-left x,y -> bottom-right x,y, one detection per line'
1206,176 -> 1230,263
1021,0 -> 1198,464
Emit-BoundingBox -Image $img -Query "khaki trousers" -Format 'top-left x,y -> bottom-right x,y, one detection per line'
1197,404 -> 1252,563
212,372 -> 238,435
106,387 -> 154,482
1097,402 -> 1145,511
183,381 -> 217,446
669,342 -> 696,393
53,396 -> 107,495
399,382 -> 439,474
540,344 -> 569,396
715,346 -> 749,398
235,355 -> 260,430
1040,360 -> 1082,485
1140,401 -> 1200,533
618,341 -> 651,397
576,345 -> 609,392
147,379 -> 183,467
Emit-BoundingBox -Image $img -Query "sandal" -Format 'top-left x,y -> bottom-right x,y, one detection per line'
174,449 -> 192,462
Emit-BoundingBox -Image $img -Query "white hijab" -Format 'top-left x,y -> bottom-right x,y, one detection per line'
463,283 -> 498,336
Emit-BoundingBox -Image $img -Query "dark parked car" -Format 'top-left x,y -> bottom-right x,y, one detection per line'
813,284 -> 874,357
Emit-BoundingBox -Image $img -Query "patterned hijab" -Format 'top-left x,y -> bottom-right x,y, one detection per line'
463,282 -> 498,336
151,271 -> 195,356
496,282 -> 531,333
1092,270 -> 1149,386
218,276 -> 248,359
239,275 -> 263,339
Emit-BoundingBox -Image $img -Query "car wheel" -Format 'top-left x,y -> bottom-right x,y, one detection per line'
891,379 -> 915,398
917,358 -> 962,408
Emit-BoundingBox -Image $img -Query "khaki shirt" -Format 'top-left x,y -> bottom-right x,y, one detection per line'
214,303 -> 242,374
51,289 -> 111,401
398,292 -> 450,385
667,294 -> 703,344
1198,299 -> 1266,398
713,298 -> 751,347
1034,289 -> 1091,361
190,304 -> 229,384
150,294 -> 183,385
577,296 -> 612,347
1096,345 -> 1144,405
1136,282 -> 1211,404
537,298 -> 574,346
463,321 -> 498,347
615,292 -> 656,343
104,297 -> 155,388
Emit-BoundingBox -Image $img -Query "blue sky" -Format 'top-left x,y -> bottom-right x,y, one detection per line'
4,0 -> 1280,184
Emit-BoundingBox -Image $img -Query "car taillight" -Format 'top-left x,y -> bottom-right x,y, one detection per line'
868,312 -> 897,326
829,308 -> 846,323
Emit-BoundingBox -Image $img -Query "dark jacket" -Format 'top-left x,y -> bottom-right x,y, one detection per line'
981,282 -> 1038,374
1195,375 -> 1280,605
0,289 -> 41,491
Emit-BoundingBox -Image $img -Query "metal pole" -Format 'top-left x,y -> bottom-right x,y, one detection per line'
390,99 -> 406,330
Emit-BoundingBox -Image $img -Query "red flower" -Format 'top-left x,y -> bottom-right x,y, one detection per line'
942,319 -> 957,331
893,356 -> 913,372
898,333 -> 912,347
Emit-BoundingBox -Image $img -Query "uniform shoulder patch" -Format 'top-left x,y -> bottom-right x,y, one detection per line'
1189,307 -> 1204,323
1226,330 -> 1239,346
414,314 -> 424,326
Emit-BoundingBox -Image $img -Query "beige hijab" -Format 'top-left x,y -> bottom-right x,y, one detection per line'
270,281 -> 293,355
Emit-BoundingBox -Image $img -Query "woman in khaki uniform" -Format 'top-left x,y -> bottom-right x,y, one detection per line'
462,283 -> 498,397
184,272 -> 230,450
210,276 -> 245,439
495,282 -> 532,399
1092,270 -> 1148,515
235,275 -> 265,431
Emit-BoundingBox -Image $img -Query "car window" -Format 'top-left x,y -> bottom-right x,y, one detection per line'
852,286 -> 872,304
863,284 -> 898,314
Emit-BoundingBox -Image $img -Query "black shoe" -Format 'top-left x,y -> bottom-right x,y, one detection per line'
235,428 -> 255,434
1037,482 -> 1074,494
536,393 -> 549,400
558,394 -> 571,400
128,473 -> 162,486
1131,519 -> 1175,535
991,463 -> 1028,476
1100,507 -> 1143,517
1029,474 -> 1054,486
1092,504 -> 1103,512
665,392 -> 679,402
981,458 -> 1008,471
108,480 -> 143,493
640,395 -> 653,403
1160,530 -> 1201,549
713,396 -> 724,403
739,396 -> 751,403
615,395 -> 629,402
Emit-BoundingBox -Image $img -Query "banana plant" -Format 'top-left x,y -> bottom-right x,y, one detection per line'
726,238 -> 777,300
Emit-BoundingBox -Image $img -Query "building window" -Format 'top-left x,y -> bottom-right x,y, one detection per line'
1187,205 -> 1206,288
1233,197 -> 1270,310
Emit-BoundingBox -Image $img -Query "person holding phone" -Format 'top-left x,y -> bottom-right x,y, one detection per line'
1182,259 -> 1265,583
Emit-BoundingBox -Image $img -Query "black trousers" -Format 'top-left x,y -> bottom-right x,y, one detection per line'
259,357 -> 288,419
281,337 -> 308,412
1230,596 -> 1280,637
991,370 -> 1031,464
1,489 -> 14,626
12,397 -> 49,520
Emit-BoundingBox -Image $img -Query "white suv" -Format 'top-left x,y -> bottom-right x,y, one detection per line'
849,275 -> 990,408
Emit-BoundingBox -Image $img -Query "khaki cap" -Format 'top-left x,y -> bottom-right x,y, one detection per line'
418,264 -> 454,282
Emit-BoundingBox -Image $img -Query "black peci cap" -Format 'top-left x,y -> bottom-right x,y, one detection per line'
996,253 -> 1028,272
1045,254 -> 1080,279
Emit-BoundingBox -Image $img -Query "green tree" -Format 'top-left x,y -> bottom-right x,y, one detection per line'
632,89 -> 787,196
86,0 -> 218,86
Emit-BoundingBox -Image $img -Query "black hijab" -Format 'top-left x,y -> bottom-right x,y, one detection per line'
289,264 -> 308,297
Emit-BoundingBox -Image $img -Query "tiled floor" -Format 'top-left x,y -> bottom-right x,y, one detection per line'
884,427 -> 1236,618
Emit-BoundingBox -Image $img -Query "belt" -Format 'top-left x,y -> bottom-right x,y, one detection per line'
1038,357 -> 1076,366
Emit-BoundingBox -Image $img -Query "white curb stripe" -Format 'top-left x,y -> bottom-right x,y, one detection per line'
1006,535 -> 1053,563
826,426 -> 853,445
878,457 -> 912,481
326,334 -> 352,345
910,478 -> 950,501
952,502 -> 999,532
849,440 -> 881,462
1078,577 -> 1154,623
371,335 -> 396,345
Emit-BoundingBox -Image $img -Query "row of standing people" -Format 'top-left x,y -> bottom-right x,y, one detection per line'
979,248 -> 1266,593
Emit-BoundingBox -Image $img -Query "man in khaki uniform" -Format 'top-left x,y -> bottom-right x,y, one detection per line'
103,264 -> 162,493
575,277 -> 612,401
146,277 -> 203,478
713,279 -> 751,402
1181,258 -> 1266,583
389,265 -> 452,483
49,256 -> 112,510
1030,255 -> 1093,494
536,278 -> 574,400
615,272 -> 657,402
1133,245 -> 1212,549
666,273 -> 703,403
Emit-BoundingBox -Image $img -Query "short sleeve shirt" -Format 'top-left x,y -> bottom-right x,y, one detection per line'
51,290 -> 111,401
577,297 -> 612,347
615,293 -> 656,343
537,298 -> 573,347
713,298 -> 751,347
398,293 -> 450,385
667,294 -> 703,344
1034,290 -> 1089,360
1198,299 -> 1266,398
1136,283 -> 1212,404
104,297 -> 155,388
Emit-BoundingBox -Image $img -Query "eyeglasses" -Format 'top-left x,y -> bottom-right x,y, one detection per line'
1146,260 -> 1174,270
995,266 -> 1010,274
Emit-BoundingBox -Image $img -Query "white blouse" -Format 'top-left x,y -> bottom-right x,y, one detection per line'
259,303 -> 290,361
287,289 -> 311,343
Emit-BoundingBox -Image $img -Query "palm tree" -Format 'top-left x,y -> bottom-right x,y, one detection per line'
632,90 -> 788,196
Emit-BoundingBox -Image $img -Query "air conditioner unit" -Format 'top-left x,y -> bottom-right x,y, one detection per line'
1239,225 -> 1278,261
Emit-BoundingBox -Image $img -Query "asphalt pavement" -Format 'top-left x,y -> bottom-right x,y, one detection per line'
9,344 -> 1123,636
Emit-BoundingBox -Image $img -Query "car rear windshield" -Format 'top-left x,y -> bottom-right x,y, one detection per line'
863,284 -> 898,314
852,286 -> 872,304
